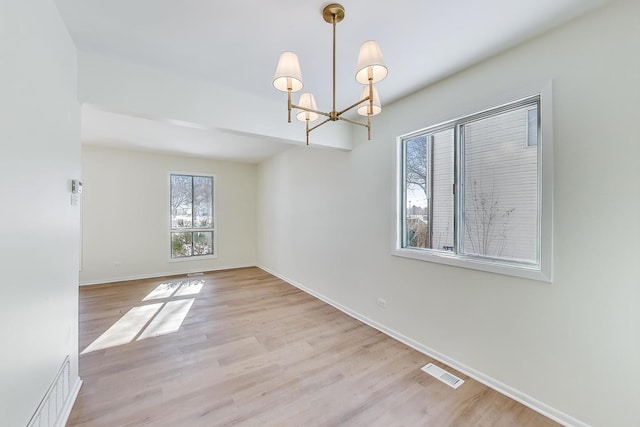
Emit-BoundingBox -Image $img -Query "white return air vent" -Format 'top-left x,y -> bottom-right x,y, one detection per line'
421,362 -> 465,389
27,356 -> 72,427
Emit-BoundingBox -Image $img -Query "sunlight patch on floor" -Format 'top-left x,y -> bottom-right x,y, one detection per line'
81,303 -> 162,354
81,278 -> 204,354
138,298 -> 195,340
175,280 -> 204,296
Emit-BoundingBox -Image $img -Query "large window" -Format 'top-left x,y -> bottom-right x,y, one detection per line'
170,174 -> 215,259
395,92 -> 552,281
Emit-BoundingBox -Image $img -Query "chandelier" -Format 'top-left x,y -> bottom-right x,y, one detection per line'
273,3 -> 388,145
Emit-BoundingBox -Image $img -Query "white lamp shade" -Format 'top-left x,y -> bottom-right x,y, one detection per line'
355,40 -> 388,84
273,51 -> 303,92
295,93 -> 319,122
357,85 -> 382,116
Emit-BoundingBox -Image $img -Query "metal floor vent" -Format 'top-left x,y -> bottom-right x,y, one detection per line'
421,363 -> 464,389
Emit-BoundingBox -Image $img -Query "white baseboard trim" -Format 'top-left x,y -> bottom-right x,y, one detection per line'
79,264 -> 255,286
258,264 -> 589,427
55,377 -> 82,427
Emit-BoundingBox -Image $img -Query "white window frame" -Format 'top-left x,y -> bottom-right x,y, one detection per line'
168,172 -> 217,262
393,83 -> 553,282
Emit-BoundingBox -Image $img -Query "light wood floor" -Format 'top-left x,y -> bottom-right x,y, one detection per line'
67,267 -> 558,427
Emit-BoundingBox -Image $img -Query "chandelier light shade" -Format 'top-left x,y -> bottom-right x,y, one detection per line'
273,3 -> 387,144
357,86 -> 381,116
296,93 -> 319,122
355,41 -> 388,84
273,51 -> 304,92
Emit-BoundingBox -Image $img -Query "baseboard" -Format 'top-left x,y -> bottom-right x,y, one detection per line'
55,377 -> 82,427
79,264 -> 255,286
257,264 -> 589,427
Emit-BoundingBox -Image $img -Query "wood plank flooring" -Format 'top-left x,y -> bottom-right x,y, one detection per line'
67,267 -> 558,427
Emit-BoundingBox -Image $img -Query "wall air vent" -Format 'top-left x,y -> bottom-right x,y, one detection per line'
421,362 -> 465,389
27,356 -> 71,427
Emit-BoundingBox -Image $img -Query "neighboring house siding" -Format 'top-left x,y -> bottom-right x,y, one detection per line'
462,107 -> 538,262
431,129 -> 454,251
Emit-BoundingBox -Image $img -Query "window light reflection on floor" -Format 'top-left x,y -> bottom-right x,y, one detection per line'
138,299 -> 195,340
142,282 -> 180,301
81,279 -> 203,355
174,280 -> 203,296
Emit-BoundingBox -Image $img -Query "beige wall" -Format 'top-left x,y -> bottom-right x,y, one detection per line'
256,1 -> 640,425
0,1 -> 81,425
80,146 -> 257,284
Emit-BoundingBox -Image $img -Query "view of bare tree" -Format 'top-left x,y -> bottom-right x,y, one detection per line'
404,136 -> 430,248
405,136 -> 427,195
170,175 -> 192,225
170,175 -> 214,257
464,180 -> 515,257
405,139 -> 515,255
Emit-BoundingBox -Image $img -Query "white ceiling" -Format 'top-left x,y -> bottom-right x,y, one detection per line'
81,105 -> 292,163
56,0 -> 611,163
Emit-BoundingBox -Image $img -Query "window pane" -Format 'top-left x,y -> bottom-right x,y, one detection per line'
527,107 -> 538,147
403,129 -> 454,251
430,129 -> 455,251
404,136 -> 428,248
193,176 -> 213,228
171,175 -> 193,229
193,231 -> 213,256
171,232 -> 193,258
461,105 -> 538,263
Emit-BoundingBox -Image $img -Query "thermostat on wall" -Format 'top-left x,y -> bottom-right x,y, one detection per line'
72,179 -> 82,194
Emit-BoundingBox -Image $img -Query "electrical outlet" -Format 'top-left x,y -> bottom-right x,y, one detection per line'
377,297 -> 387,309
113,261 -> 122,267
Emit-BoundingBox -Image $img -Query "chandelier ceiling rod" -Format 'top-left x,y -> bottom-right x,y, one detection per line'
273,3 -> 387,145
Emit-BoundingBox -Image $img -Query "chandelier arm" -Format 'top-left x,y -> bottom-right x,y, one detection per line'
308,117 -> 332,134
338,116 -> 369,128
291,103 -> 331,118
287,89 -> 292,123
337,95 -> 372,117
341,115 -> 372,140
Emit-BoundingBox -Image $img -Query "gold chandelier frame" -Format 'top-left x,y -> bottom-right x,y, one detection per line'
273,3 -> 387,144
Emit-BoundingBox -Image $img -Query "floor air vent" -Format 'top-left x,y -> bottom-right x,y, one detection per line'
421,362 -> 464,389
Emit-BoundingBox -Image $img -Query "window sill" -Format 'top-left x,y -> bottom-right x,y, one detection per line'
168,254 -> 218,263
392,247 -> 551,283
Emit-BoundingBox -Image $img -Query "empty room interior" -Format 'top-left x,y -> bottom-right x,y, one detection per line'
2,0 -> 639,426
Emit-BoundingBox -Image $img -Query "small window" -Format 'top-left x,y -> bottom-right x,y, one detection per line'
526,107 -> 538,147
395,92 -> 552,281
170,174 -> 215,259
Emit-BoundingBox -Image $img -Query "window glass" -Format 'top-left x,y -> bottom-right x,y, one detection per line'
171,232 -> 193,258
396,94 -> 547,278
403,129 -> 454,251
170,174 -> 214,259
193,176 -> 213,228
461,105 -> 538,263
527,107 -> 538,147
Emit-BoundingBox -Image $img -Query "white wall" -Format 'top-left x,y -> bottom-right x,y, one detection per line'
0,1 -> 81,426
80,146 -> 257,284
256,1 -> 640,426
77,51 -> 353,151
